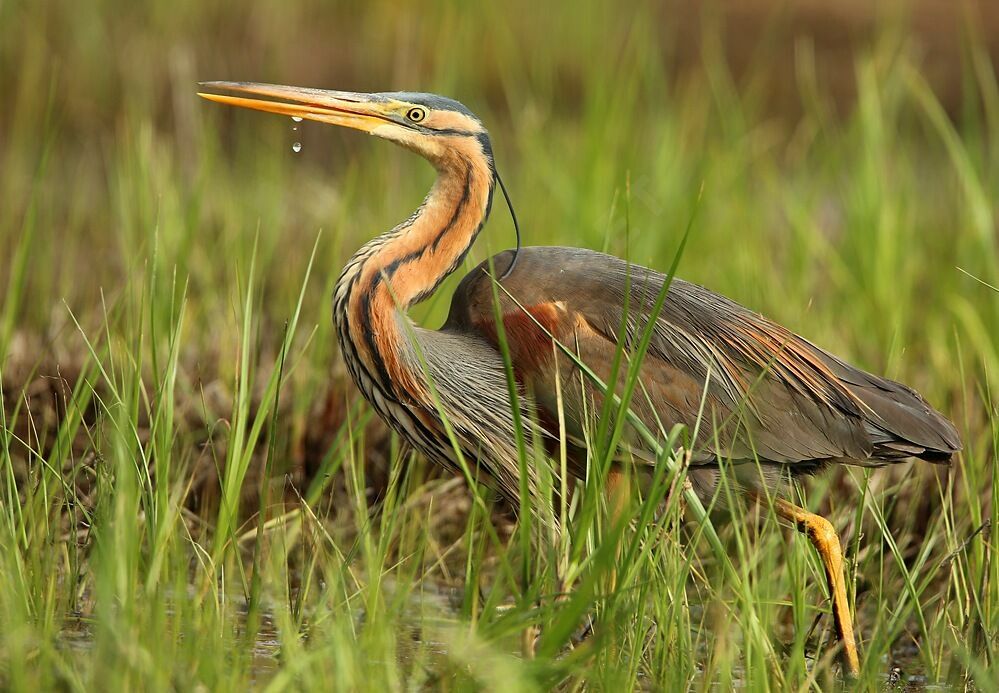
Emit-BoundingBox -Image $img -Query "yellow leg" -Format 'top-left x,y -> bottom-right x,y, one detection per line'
549,468 -> 629,651
605,467 -> 632,523
557,468 -> 631,595
604,468 -> 631,593
765,496 -> 861,676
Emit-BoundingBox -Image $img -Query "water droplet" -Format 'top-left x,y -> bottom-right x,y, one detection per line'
290,117 -> 304,152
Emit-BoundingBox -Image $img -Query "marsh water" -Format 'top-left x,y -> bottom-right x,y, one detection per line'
53,579 -> 951,689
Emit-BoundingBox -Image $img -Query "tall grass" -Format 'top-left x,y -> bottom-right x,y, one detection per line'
1,1 -> 998,689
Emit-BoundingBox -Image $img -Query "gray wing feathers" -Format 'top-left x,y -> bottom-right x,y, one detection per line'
500,246 -> 960,467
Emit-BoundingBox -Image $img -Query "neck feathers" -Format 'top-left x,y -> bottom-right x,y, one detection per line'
334,144 -> 495,402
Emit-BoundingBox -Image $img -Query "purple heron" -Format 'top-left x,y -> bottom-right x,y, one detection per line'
199,82 -> 961,675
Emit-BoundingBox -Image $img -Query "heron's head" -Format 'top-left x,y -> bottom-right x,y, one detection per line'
198,82 -> 494,172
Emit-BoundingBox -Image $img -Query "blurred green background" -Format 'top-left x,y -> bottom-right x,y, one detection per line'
1,0 -> 998,689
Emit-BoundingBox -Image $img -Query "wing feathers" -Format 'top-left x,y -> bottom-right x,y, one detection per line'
447,246 -> 961,468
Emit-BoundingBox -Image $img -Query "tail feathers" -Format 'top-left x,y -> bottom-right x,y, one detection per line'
822,352 -> 961,464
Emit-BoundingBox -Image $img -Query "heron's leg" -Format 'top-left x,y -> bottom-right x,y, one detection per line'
604,467 -> 632,593
542,468 -> 630,652
552,468 -> 630,596
765,495 -> 860,676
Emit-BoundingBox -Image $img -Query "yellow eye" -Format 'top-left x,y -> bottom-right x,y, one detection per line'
406,107 -> 427,123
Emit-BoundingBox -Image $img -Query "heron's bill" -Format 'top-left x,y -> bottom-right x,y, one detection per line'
197,81 -> 386,132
